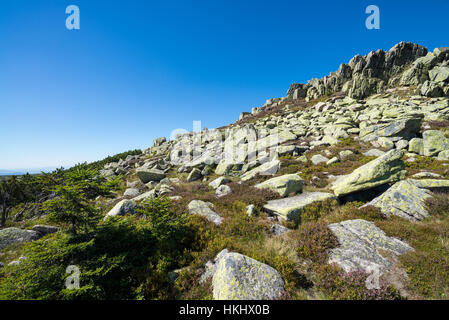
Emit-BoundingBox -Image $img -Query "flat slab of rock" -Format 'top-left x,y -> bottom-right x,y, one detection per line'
255,174 -> 304,197
208,249 -> 285,300
328,219 -> 413,275
331,149 -> 407,197
408,179 -> 449,190
131,189 -> 158,202
188,200 -> 223,225
136,168 -> 166,183
0,227 -> 41,250
263,192 -> 337,223
362,180 -> 432,221
362,149 -> 386,157
359,117 -> 422,142
209,176 -> 231,189
240,160 -> 280,181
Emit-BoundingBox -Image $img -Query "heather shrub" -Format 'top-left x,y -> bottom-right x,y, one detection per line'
300,199 -> 339,223
425,193 -> 449,218
315,264 -> 403,300
296,222 -> 339,264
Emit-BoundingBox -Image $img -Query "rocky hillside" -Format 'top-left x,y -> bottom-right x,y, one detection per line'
1,42 -> 449,300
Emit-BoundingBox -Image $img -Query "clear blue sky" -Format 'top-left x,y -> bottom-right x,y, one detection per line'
1,0 -> 448,171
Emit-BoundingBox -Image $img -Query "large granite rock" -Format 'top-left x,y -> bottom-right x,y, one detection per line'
328,219 -> 413,276
408,179 -> 449,190
359,117 -> 422,142
423,130 -> 449,157
263,192 -> 337,223
207,249 -> 285,300
186,168 -> 202,182
254,174 -> 304,197
123,188 -> 141,198
104,199 -> 139,219
31,225 -> 59,236
136,168 -> 166,183
0,227 -> 41,250
362,180 -> 432,221
331,149 -> 407,197
240,160 -> 280,181
188,200 -> 223,225
209,176 -> 231,189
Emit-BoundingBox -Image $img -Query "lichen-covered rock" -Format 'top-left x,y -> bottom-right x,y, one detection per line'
136,168 -> 166,183
263,192 -> 337,223
429,66 -> 449,83
409,138 -> 424,155
209,176 -> 231,189
188,200 -> 223,225
124,188 -> 141,198
362,149 -> 386,157
423,130 -> 449,157
271,224 -> 290,235
104,199 -> 139,219
311,154 -> 329,165
408,179 -> 449,190
0,227 -> 41,250
216,185 -> 232,198
31,225 -> 59,236
362,180 -> 432,221
240,160 -> 280,181
131,189 -> 158,202
254,174 -> 304,197
331,149 -> 407,197
438,150 -> 449,160
211,250 -> 285,300
328,219 -> 413,275
186,168 -> 202,182
359,117 -> 422,142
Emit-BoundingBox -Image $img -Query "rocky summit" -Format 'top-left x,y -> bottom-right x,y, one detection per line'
2,42 -> 449,301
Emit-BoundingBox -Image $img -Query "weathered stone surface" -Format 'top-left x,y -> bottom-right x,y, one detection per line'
153,137 -> 166,147
409,138 -> 424,155
331,149 -> 407,197
187,168 -> 202,182
362,180 -> 432,221
31,225 -> 59,236
240,160 -> 280,181
328,219 -> 413,275
429,66 -> 449,83
124,188 -> 141,198
209,176 -> 231,189
339,150 -> 355,159
136,168 -> 166,183
271,224 -> 290,235
211,250 -> 285,300
215,159 -> 234,176
359,117 -> 422,142
188,200 -> 223,225
131,189 -> 158,202
263,192 -> 337,223
216,185 -> 232,198
311,154 -> 329,165
362,149 -> 385,157
0,228 -> 41,250
423,130 -> 449,156
408,179 -> 449,190
105,199 -> 139,218
254,174 -> 304,197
